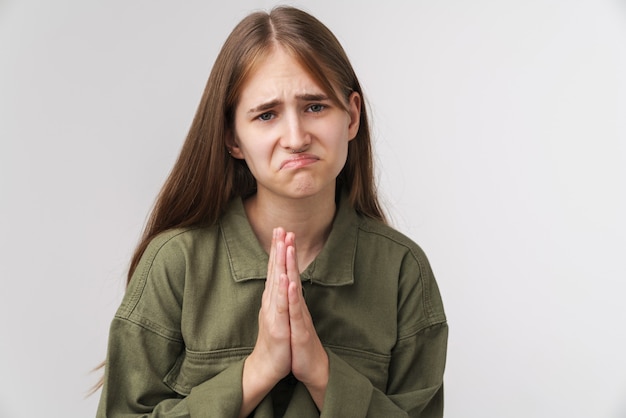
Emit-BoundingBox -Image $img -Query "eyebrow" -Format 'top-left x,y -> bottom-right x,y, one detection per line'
246,93 -> 330,115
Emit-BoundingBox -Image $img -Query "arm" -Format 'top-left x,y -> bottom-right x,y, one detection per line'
318,245 -> 448,417
97,230 -> 249,417
97,317 -> 247,417
320,322 -> 448,417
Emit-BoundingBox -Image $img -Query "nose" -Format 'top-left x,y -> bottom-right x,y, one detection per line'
281,113 -> 310,152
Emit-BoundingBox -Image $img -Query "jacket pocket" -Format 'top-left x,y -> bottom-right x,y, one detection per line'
325,344 -> 391,391
163,347 -> 253,396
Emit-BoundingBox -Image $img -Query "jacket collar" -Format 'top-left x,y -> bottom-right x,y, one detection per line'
220,193 -> 358,286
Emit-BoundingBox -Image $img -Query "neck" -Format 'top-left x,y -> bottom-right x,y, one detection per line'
244,188 -> 337,271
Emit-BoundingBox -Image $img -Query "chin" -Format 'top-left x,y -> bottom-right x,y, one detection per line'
283,188 -> 317,201
289,180 -> 337,201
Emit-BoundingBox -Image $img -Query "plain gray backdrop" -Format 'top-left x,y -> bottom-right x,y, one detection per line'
1,1 -> 625,417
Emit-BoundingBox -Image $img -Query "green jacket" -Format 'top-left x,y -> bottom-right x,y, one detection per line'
97,195 -> 447,417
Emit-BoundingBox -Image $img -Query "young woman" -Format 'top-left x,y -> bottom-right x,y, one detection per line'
96,6 -> 447,417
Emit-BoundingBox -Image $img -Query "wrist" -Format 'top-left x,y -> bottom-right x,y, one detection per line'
244,351 -> 281,391
302,350 -> 329,409
240,353 -> 281,418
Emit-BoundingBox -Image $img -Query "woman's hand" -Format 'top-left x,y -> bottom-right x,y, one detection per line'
240,228 -> 329,416
284,232 -> 329,409
240,228 -> 292,417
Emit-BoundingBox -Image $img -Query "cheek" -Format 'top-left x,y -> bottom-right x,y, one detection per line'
237,130 -> 275,163
319,123 -> 350,165
322,119 -> 352,148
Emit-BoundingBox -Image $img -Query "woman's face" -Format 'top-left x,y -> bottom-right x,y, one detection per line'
231,45 -> 360,202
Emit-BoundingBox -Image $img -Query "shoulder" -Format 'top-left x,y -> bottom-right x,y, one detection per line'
356,216 -> 431,268
117,224 -> 220,318
356,216 -> 446,333
140,224 -> 220,267
142,221 -> 228,277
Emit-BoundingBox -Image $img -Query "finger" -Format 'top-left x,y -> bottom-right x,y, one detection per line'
288,280 -> 303,318
286,244 -> 301,294
263,228 -> 277,308
290,296 -> 317,355
288,280 -> 311,341
276,273 -> 289,315
272,240 -> 287,311
285,231 -> 299,270
270,230 -> 287,315
274,228 -> 287,280
285,231 -> 296,249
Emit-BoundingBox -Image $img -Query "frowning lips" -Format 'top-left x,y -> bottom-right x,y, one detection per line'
280,154 -> 320,169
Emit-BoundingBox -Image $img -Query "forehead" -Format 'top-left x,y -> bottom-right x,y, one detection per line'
237,46 -> 328,104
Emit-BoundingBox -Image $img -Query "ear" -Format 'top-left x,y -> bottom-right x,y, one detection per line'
347,91 -> 361,141
226,130 -> 245,159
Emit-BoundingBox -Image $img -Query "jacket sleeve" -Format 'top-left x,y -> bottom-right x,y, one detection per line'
321,323 -> 448,417
96,318 -> 245,417
96,231 -> 245,418
319,247 -> 448,418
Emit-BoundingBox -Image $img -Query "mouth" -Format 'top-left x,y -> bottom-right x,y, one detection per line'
280,154 -> 320,170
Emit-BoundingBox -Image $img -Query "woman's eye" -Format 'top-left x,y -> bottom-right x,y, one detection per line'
308,104 -> 325,113
258,112 -> 274,121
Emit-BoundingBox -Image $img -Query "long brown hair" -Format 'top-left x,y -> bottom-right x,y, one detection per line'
126,6 -> 386,285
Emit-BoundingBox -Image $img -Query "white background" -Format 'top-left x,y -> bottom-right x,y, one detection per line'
1,1 -> 625,417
